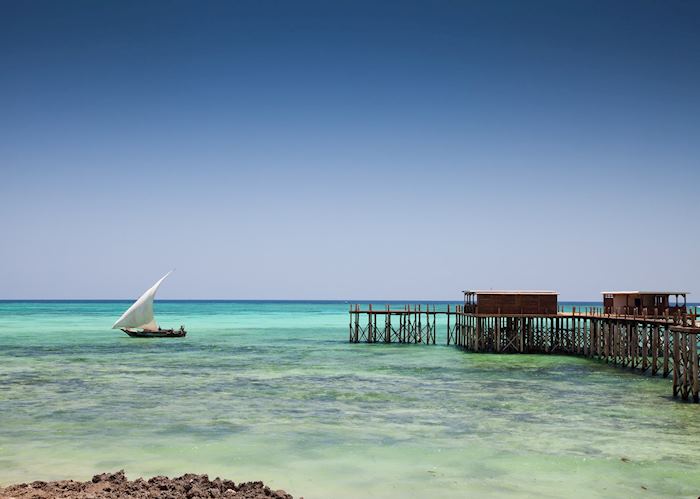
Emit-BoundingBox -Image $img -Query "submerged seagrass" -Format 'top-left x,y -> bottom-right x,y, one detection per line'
1,300 -> 700,498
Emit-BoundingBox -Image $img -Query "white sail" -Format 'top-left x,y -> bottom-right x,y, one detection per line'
112,271 -> 172,331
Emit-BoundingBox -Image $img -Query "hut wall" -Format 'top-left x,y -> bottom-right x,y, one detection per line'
477,294 -> 557,315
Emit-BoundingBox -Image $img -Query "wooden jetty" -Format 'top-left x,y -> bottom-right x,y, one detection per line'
349,290 -> 700,402
348,304 -> 438,344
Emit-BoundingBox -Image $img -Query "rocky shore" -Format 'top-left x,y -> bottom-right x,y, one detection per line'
0,470 -> 298,499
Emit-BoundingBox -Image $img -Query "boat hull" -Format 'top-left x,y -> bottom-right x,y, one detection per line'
121,328 -> 187,338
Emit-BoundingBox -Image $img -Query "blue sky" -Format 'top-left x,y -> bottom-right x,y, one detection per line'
1,1 -> 699,300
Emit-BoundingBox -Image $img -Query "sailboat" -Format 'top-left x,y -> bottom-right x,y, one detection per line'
112,271 -> 186,337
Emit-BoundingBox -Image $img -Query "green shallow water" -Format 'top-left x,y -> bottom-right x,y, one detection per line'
1,301 -> 699,498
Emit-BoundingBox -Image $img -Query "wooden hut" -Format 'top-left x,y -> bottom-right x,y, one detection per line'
601,291 -> 688,316
463,290 -> 558,315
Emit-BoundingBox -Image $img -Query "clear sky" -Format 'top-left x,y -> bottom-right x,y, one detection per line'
1,1 -> 699,300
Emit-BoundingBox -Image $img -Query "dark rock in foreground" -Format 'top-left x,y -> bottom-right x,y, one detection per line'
0,470 -> 298,499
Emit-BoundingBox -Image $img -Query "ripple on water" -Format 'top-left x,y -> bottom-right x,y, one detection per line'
1,301 -> 700,499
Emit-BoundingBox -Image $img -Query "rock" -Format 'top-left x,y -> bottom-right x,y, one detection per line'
222,480 -> 237,491
0,471 -> 296,499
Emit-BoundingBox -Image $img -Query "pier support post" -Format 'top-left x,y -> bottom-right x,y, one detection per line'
446,305 -> 451,345
664,327 -> 671,377
692,335 -> 699,403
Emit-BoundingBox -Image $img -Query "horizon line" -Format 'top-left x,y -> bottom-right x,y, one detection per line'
0,297 -> 689,302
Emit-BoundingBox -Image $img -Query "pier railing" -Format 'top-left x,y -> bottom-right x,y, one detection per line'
558,305 -> 699,323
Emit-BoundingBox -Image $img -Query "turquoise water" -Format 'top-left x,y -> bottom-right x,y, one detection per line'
1,301 -> 699,498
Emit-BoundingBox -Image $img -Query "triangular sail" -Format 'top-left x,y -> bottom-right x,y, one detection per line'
112,271 -> 172,331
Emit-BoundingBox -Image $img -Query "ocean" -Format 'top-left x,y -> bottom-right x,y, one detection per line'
1,300 -> 699,498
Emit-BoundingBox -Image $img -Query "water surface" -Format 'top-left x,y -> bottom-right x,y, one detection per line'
1,301 -> 699,498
